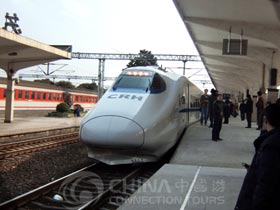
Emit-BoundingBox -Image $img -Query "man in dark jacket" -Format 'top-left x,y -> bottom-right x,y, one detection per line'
208,89 -> 217,127
256,91 -> 264,130
245,95 -> 253,128
239,100 -> 246,121
212,94 -> 223,141
223,97 -> 231,124
235,103 -> 280,210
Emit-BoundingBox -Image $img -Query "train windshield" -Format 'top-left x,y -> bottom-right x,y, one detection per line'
112,71 -> 153,92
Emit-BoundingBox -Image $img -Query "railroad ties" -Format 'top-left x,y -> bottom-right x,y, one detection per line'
0,163 -> 162,210
0,132 -> 79,160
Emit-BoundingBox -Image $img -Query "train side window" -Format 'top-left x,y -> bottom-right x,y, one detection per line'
25,91 -> 29,100
37,92 -> 41,100
181,96 -> 186,105
150,73 -> 166,94
3,89 -> 7,98
43,93 -> 46,100
18,90 -> 22,99
75,96 -> 79,102
48,93 -> 51,100
31,91 -> 35,100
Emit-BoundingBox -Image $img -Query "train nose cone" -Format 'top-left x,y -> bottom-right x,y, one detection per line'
80,116 -> 144,149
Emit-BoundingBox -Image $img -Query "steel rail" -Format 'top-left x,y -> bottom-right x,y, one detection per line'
0,164 -> 96,210
0,132 -> 79,159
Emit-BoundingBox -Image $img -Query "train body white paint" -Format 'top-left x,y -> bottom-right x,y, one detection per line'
80,66 -> 201,165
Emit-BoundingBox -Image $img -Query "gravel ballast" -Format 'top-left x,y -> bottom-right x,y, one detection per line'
0,142 -> 95,203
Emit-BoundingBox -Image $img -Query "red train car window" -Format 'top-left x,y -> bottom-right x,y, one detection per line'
18,90 -> 23,99
37,92 -> 41,100
25,91 -> 29,100
43,93 -> 46,100
31,91 -> 35,100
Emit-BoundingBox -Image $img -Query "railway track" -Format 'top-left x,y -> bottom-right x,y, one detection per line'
0,163 -> 162,210
0,132 -> 79,159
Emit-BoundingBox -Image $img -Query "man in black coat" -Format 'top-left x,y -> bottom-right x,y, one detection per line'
256,91 -> 264,130
208,89 -> 217,127
245,95 -> 253,128
235,103 -> 280,210
212,94 -> 223,141
239,100 -> 246,121
223,97 -> 231,124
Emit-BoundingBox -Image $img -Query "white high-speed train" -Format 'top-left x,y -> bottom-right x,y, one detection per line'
80,66 -> 202,165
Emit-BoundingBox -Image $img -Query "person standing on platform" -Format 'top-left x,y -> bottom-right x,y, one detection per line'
208,89 -> 217,128
245,95 -> 253,128
239,100 -> 246,121
223,97 -> 231,124
212,94 -> 224,141
200,89 -> 209,125
256,91 -> 264,130
235,103 -> 280,210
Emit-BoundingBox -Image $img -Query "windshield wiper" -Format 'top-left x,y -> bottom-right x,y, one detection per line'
113,77 -> 122,90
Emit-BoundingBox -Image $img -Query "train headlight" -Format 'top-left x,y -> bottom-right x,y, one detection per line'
125,71 -> 151,77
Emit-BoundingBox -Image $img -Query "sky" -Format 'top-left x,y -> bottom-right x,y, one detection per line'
0,0 -> 214,90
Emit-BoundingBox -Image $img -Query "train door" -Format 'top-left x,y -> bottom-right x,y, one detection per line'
179,81 -> 189,129
185,82 -> 190,125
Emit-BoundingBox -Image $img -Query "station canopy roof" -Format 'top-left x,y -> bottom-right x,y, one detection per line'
173,0 -> 280,95
0,28 -> 70,73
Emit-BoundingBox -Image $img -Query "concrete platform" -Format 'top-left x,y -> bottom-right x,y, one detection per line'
119,164 -> 245,210
171,117 -> 260,168
0,117 -> 82,136
119,117 -> 260,209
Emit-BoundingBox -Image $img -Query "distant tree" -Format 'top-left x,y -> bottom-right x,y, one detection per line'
34,79 -> 54,85
55,80 -> 75,89
77,82 -> 97,91
127,49 -> 158,67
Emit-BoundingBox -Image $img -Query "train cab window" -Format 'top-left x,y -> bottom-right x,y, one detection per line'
113,71 -> 152,92
150,73 -> 166,94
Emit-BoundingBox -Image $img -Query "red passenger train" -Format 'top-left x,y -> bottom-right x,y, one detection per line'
0,78 -> 98,113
